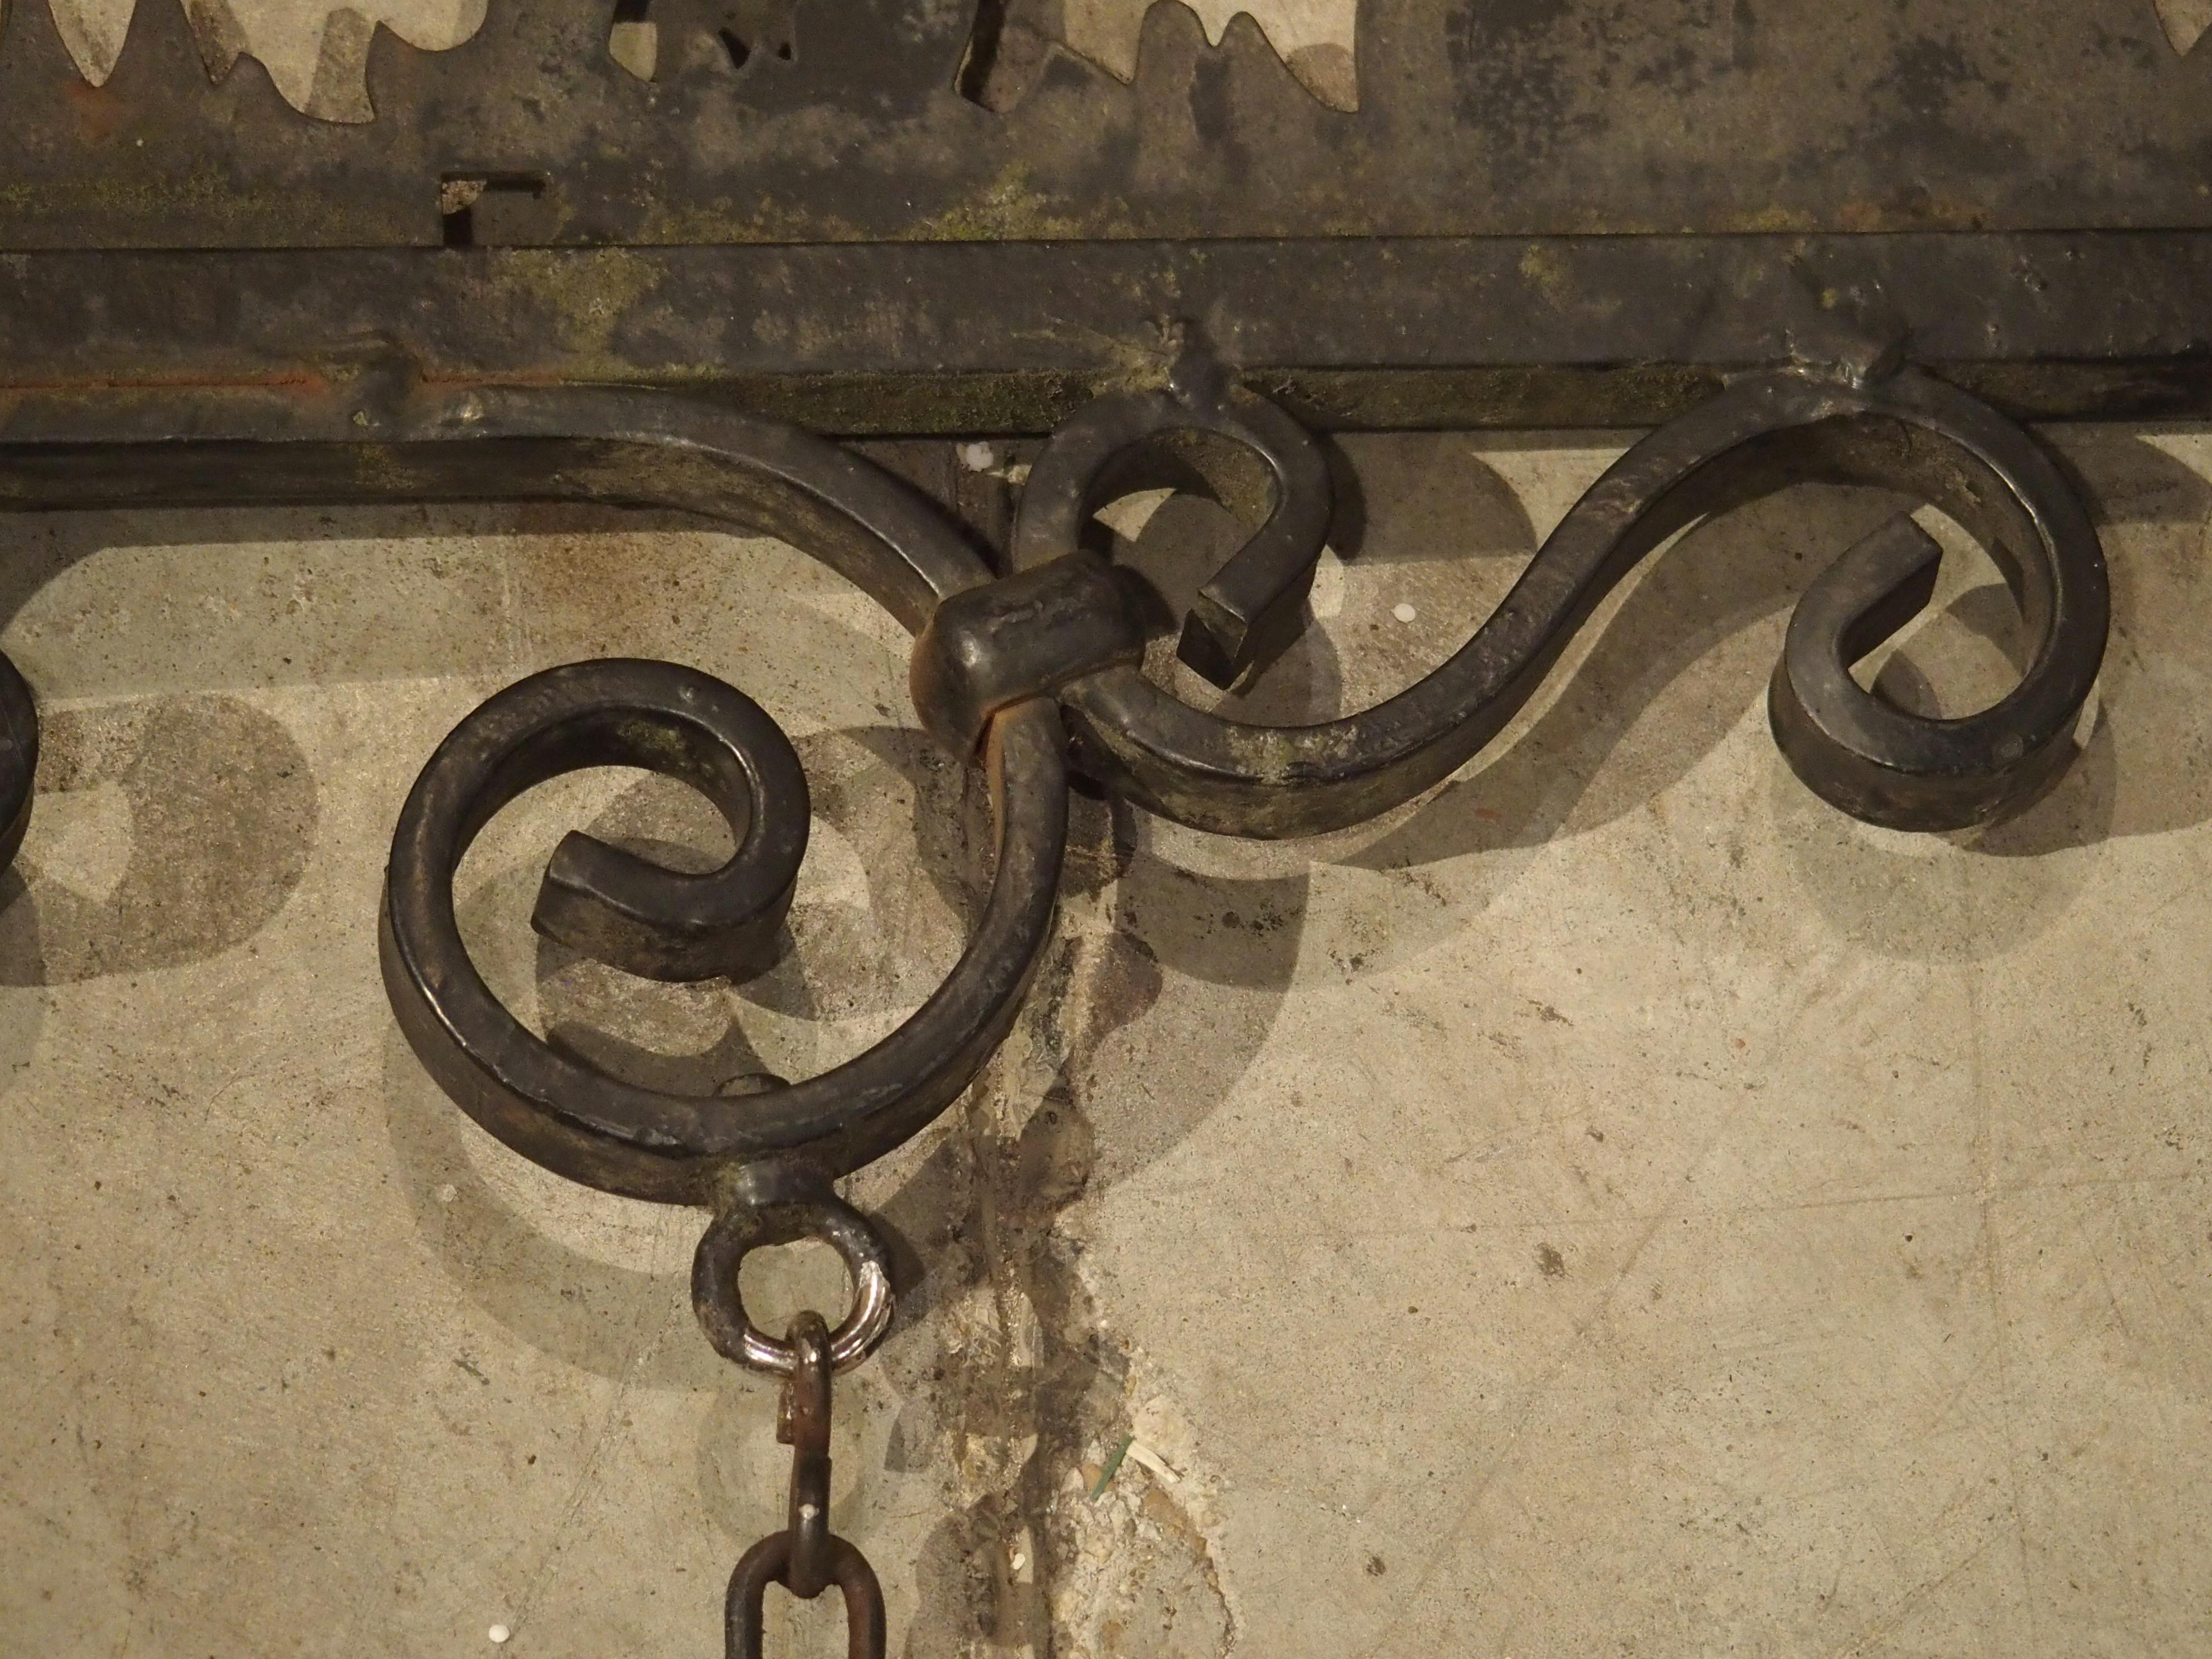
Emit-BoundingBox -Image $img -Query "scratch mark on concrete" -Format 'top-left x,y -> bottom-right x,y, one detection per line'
1351,1074 -> 1773,1657
1963,948 -> 2041,1651
503,1223 -> 687,1637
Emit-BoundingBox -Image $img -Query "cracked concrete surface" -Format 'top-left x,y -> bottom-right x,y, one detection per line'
3,425 -> 2211,1656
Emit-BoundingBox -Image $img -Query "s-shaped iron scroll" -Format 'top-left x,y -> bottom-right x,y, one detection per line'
913,356 -> 2107,837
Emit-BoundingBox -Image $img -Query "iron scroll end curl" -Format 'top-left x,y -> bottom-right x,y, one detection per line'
1006,344 -> 1338,693
368,395 -> 1075,1206
524,667 -> 811,983
1761,374 -> 2111,831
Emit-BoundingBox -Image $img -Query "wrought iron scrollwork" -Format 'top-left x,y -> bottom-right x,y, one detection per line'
378,647 -> 1066,1201
0,351 -> 2111,1654
978,360 -> 2111,837
1013,346 -> 1337,691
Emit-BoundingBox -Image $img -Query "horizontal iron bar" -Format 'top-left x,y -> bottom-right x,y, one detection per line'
4,234 -> 2210,433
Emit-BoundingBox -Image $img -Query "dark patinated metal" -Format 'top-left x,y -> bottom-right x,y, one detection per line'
909,550 -> 1147,756
0,379 -> 1052,1200
11,234 -> 2212,434
8,0 -> 2212,249
776,1314 -> 837,1600
709,1220 -> 889,1657
1010,345 -> 1336,689
174,387 -> 1085,1203
1031,362 -> 2107,836
2,0 -> 2184,1647
726,1534 -> 887,1659
727,1360 -> 887,1659
521,662 -> 810,983
0,652 -> 33,873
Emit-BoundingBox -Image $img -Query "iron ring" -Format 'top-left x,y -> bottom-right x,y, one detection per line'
691,1188 -> 895,1375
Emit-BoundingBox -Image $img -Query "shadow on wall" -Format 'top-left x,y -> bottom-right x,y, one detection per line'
0,693 -> 318,985
0,497 -> 842,993
0,500 -> 546,988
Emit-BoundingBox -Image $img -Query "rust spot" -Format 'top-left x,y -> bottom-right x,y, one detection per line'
64,80 -> 127,145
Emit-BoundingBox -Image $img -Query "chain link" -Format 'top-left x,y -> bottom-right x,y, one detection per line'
722,1310 -> 887,1659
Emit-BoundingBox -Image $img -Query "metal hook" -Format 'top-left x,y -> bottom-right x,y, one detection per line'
720,1300 -> 887,1658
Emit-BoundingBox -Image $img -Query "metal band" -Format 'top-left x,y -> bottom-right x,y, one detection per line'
909,551 -> 1147,756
